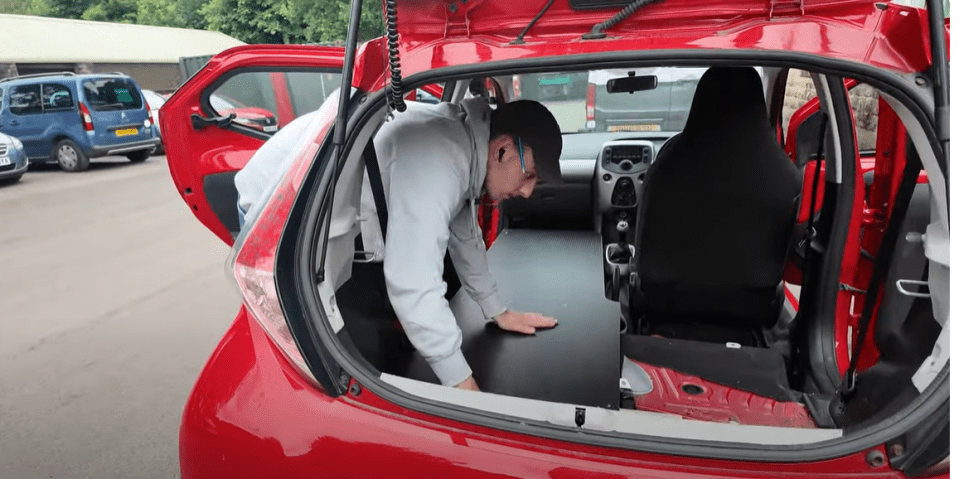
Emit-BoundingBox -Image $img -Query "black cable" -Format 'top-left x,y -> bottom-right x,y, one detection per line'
582,0 -> 665,40
385,0 -> 406,113
510,0 -> 556,45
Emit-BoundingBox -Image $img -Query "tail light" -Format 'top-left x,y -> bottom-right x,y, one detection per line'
78,102 -> 94,131
144,101 -> 153,128
586,83 -> 596,121
229,104 -> 336,389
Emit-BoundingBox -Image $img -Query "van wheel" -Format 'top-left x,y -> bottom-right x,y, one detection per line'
126,150 -> 150,163
54,139 -> 89,172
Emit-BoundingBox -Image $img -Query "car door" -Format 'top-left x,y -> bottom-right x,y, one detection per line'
2,83 -> 48,159
161,45 -> 345,245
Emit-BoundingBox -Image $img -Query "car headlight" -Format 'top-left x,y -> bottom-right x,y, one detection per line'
11,137 -> 22,150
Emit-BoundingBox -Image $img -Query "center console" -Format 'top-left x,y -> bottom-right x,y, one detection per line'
593,140 -> 655,298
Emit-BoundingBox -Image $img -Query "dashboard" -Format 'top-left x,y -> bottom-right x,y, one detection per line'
500,132 -> 676,234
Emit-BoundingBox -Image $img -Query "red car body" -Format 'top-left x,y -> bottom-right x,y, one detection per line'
161,1 -> 949,477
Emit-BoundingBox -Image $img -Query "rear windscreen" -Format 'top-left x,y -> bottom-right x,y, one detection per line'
82,78 -> 143,111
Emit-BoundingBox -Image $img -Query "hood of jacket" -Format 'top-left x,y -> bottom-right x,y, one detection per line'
457,96 -> 493,202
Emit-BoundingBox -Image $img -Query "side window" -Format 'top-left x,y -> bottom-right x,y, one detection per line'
847,83 -> 878,152
9,84 -> 42,115
781,69 -> 817,135
209,70 -> 342,133
42,83 -> 74,112
782,69 -> 878,152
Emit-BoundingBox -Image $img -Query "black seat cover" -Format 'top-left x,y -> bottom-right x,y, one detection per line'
636,67 -> 802,327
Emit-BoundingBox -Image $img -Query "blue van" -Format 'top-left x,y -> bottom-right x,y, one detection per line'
0,72 -> 160,171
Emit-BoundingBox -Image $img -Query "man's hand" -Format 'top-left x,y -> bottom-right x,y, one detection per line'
493,310 -> 558,334
455,375 -> 481,391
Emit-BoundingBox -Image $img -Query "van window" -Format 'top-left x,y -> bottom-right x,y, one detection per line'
9,84 -> 42,115
82,78 -> 143,111
42,83 -> 74,111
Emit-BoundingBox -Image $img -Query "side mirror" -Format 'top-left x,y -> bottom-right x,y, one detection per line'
607,74 -> 657,94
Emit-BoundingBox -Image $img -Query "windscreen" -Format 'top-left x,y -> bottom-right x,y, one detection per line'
82,78 -> 143,111
507,67 -> 709,134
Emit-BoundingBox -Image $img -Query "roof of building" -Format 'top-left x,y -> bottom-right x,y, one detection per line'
0,14 -> 246,64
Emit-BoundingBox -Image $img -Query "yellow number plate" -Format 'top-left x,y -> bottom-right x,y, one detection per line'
609,124 -> 661,132
115,128 -> 138,137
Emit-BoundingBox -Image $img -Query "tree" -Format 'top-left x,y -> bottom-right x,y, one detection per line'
81,0 -> 137,23
200,0 -> 383,44
289,0 -> 384,44
201,0 -> 299,44
0,0 -> 41,15
136,0 -> 208,30
27,0 -> 94,18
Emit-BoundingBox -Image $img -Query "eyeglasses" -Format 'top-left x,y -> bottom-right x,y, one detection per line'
515,136 -> 537,182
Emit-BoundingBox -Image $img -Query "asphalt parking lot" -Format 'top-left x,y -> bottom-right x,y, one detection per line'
0,156 -> 236,478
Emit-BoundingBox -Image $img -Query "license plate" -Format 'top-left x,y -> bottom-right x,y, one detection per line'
608,124 -> 661,132
0,157 -> 9,166
115,128 -> 138,137
263,125 -> 278,133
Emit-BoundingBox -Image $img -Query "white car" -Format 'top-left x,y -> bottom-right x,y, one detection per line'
141,89 -> 167,154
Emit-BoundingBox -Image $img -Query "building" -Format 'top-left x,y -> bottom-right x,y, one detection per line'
0,14 -> 245,92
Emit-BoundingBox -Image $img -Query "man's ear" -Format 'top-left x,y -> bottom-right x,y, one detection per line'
490,134 -> 510,162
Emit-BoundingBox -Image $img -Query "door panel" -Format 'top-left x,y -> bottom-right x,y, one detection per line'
5,83 -> 47,158
161,45 -> 345,244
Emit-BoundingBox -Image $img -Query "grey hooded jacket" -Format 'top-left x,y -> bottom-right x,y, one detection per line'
376,97 -> 507,387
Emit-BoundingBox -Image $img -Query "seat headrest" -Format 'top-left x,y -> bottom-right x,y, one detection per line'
683,67 -> 768,133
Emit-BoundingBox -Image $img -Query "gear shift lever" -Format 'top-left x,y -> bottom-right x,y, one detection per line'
616,220 -> 629,250
609,219 -> 632,264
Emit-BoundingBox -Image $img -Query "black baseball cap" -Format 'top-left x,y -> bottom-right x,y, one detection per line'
490,100 -> 563,184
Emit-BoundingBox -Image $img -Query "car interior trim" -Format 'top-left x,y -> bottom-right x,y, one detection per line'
812,74 -> 843,184
380,373 -> 843,444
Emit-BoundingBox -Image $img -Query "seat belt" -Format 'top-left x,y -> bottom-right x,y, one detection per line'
800,114 -> 829,260
831,144 -> 922,414
364,140 -> 389,239
793,114 -> 828,331
354,140 -> 389,262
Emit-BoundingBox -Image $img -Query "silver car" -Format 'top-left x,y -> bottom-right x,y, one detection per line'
0,131 -> 28,183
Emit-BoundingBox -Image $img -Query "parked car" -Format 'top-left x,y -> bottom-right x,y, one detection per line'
584,67 -> 708,133
0,131 -> 28,183
163,1 -> 949,478
512,72 -> 589,101
0,72 -> 159,171
142,89 -> 167,155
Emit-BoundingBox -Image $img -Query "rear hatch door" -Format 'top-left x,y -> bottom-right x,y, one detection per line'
79,76 -> 153,147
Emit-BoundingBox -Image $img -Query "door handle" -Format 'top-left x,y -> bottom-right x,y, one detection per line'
896,279 -> 931,299
191,113 -> 236,131
9,120 -> 19,126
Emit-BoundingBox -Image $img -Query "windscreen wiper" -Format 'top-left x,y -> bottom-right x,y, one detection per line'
582,0 -> 665,40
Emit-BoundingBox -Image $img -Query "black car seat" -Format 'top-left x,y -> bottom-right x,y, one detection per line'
634,67 -> 803,328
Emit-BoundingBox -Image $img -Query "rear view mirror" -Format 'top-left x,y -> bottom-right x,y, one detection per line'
607,74 -> 657,94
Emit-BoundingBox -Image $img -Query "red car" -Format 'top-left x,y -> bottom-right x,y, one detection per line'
161,1 -> 950,477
